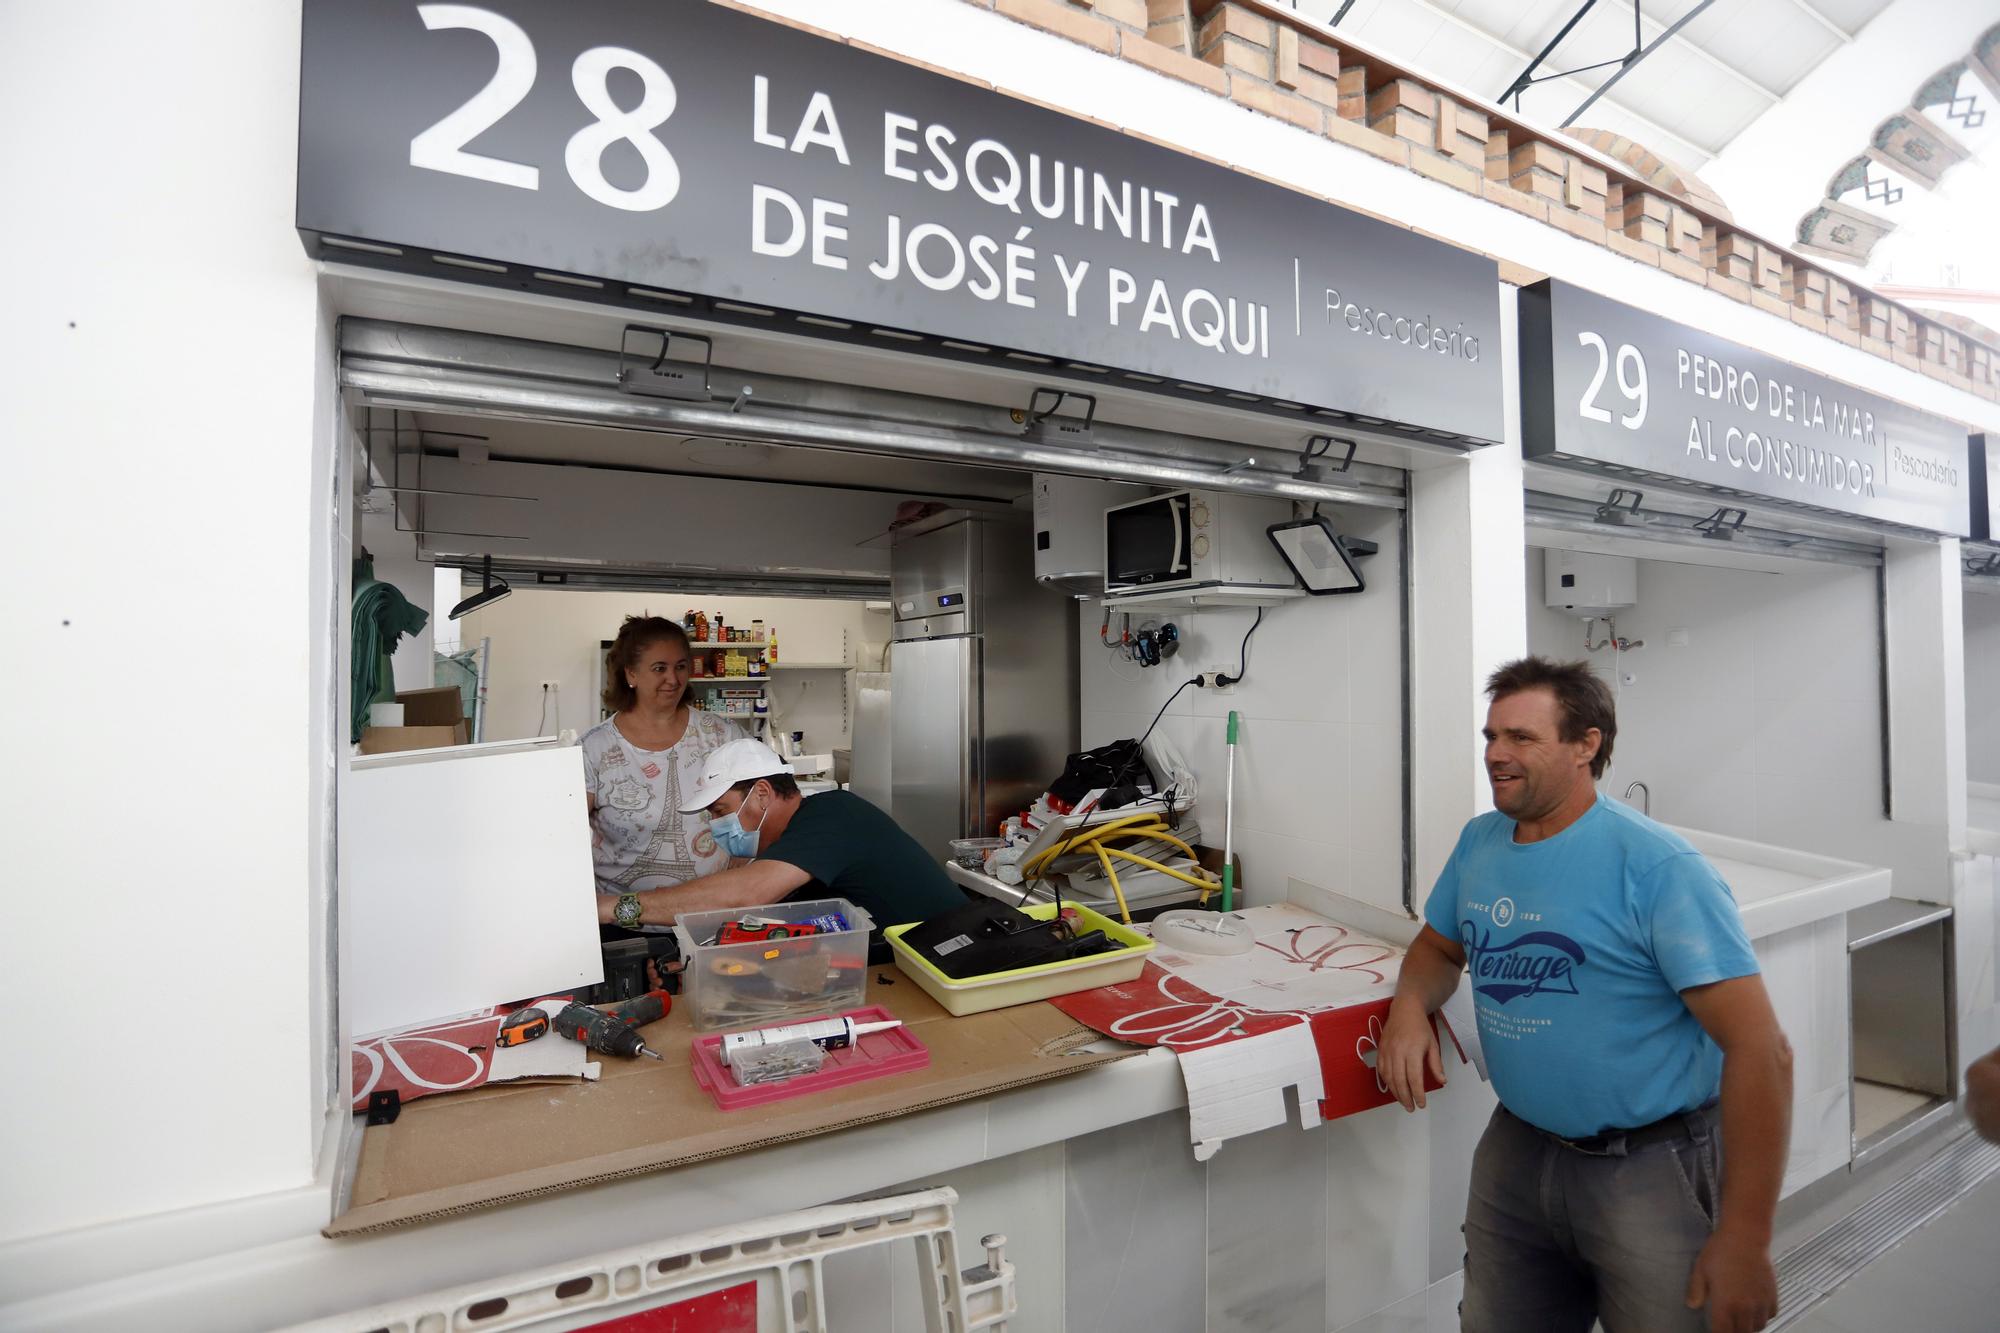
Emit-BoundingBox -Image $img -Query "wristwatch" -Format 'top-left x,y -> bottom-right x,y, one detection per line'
614,893 -> 643,929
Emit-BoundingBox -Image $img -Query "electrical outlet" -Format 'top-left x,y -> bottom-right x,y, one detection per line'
541,679 -> 560,690
1204,668 -> 1235,692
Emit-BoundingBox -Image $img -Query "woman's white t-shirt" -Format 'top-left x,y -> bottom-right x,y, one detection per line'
581,709 -> 745,896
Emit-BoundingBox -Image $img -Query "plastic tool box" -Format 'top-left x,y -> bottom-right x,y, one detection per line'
672,898 -> 875,1032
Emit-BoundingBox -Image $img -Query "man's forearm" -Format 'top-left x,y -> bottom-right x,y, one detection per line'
617,867 -> 785,925
1391,934 -> 1465,1016
1715,1035 -> 1793,1242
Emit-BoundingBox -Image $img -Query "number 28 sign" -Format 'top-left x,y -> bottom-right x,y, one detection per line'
298,0 -> 1508,444
410,5 -> 681,211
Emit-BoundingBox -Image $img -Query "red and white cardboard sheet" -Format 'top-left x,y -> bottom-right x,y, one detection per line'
1052,896 -> 1482,1157
350,998 -> 600,1112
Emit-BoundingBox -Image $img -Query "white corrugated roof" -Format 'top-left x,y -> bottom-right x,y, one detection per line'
1292,0 -> 1895,173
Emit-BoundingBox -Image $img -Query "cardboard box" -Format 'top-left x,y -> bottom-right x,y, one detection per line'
328,976 -> 1131,1235
396,686 -> 465,726
357,687 -> 468,755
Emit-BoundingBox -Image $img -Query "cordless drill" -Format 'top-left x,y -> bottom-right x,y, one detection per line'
552,991 -> 670,1060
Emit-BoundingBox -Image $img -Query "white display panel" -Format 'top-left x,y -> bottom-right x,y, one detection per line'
345,741 -> 601,1037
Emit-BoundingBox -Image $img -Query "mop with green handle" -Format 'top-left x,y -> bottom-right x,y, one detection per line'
1221,710 -> 1239,912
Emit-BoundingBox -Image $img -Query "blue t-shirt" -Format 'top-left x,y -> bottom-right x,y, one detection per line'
1423,795 -> 1760,1138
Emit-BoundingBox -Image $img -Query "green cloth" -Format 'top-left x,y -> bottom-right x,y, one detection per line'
759,791 -> 967,937
350,557 -> 430,743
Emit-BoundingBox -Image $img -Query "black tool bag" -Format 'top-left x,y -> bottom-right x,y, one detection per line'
1046,739 -> 1156,810
900,899 -> 1116,979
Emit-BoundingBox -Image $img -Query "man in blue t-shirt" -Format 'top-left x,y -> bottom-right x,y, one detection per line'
1380,657 -> 1791,1333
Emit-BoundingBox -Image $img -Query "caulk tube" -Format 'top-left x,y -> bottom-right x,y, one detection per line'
719,1015 -> 901,1065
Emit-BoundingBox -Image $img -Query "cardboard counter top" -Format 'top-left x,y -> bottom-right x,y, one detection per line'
331,975 -> 1133,1235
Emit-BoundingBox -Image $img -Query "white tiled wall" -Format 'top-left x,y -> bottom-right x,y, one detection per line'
1079,505 -> 1407,913
1523,549 -> 1947,899
1968,592 -> 2000,784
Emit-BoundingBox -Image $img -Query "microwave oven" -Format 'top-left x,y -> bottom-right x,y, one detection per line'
1102,489 -> 1295,595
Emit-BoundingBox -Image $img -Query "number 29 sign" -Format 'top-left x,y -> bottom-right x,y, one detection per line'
1518,279 -> 1969,535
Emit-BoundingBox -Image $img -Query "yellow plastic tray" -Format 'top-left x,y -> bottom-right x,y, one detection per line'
885,902 -> 1155,1016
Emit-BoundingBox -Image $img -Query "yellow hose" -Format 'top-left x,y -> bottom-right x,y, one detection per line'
1024,816 -> 1220,923
1100,846 -> 1218,894
1090,842 -> 1133,924
1022,813 -> 1157,875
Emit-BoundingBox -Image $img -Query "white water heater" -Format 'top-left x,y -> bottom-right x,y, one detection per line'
1031,473 -> 1145,596
1544,550 -> 1637,618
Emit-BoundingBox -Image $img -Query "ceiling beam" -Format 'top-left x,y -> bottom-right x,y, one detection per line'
1779,0 -> 1856,44
1333,0 -> 1725,161
1621,2 -> 1784,104
1562,0 -> 1718,127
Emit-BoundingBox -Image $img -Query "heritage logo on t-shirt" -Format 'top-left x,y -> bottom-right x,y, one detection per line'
1458,921 -> 1587,1005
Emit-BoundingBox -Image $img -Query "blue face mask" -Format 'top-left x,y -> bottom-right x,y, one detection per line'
709,790 -> 767,858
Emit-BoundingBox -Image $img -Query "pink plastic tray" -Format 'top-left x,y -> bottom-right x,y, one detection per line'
688,1006 -> 931,1110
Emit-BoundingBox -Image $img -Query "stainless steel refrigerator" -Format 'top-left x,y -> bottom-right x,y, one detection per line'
889,510 -> 1077,859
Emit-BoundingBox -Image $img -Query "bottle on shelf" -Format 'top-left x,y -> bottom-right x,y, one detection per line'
715,613 -> 727,643
768,627 -> 778,664
752,618 -> 765,643
694,610 -> 709,642
683,609 -> 697,635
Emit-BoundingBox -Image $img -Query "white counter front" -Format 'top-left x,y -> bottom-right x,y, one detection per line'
1665,826 -> 1893,1195
1968,782 -> 2000,856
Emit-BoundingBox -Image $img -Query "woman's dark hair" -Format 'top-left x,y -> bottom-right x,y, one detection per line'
602,616 -> 693,713
729,773 -> 801,801
1485,656 -> 1617,778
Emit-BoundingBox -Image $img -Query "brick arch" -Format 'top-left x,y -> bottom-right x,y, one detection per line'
1562,127 -> 1734,221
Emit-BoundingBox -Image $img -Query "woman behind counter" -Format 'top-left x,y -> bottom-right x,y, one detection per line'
583,616 -> 745,911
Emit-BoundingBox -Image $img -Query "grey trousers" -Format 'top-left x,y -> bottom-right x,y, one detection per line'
1460,1102 -> 1723,1333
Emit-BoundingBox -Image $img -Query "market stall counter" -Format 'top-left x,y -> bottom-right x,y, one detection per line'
333,975 -> 1131,1235
333,888 -> 1458,1237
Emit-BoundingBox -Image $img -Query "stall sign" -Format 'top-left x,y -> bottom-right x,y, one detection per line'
1519,280 -> 1973,535
297,0 -> 1504,444
1974,435 -> 1996,543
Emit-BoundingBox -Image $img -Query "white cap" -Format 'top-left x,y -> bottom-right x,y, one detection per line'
678,738 -> 795,813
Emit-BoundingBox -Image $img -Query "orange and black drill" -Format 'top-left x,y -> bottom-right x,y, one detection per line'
498,990 -> 670,1060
